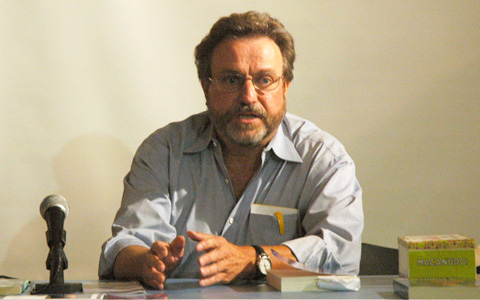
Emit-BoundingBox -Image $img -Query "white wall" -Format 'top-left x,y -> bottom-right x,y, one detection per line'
1,0 -> 479,280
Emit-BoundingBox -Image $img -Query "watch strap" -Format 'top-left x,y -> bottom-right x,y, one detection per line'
252,245 -> 266,257
252,245 -> 271,278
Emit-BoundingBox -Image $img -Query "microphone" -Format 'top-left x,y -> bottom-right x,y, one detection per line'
40,194 -> 69,220
40,195 -> 69,258
33,195 -> 82,295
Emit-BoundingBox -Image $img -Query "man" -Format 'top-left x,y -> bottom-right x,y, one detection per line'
99,11 -> 363,289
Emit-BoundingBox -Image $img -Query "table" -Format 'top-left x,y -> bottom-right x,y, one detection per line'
157,275 -> 401,299
14,276 -> 400,299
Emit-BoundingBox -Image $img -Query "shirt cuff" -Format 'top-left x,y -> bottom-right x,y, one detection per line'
282,235 -> 344,274
98,235 -> 149,278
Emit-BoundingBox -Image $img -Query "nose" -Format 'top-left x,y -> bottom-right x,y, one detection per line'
238,77 -> 257,104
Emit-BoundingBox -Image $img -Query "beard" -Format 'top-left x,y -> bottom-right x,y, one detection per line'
207,99 -> 286,148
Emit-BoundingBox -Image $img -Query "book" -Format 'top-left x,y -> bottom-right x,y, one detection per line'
0,278 -> 29,295
398,234 -> 477,279
81,280 -> 146,295
393,276 -> 480,299
266,269 -> 359,292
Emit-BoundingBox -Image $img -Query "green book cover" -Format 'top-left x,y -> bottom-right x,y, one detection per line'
408,249 -> 476,279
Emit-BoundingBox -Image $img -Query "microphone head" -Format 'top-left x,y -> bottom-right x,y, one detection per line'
40,194 -> 69,219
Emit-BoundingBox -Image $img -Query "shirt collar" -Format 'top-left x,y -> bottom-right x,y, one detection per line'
184,113 -> 303,163
183,115 -> 214,153
265,118 -> 303,163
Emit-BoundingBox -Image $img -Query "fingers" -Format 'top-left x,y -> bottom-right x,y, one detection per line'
197,252 -> 242,286
142,252 -> 167,289
150,241 -> 171,259
187,230 -> 208,243
187,231 -> 226,265
199,272 -> 228,287
143,274 -> 165,290
198,245 -> 223,267
188,231 -> 247,286
142,237 -> 186,289
146,249 -> 167,273
198,257 -> 231,287
188,231 -> 223,252
171,235 -> 186,258
198,251 -> 226,276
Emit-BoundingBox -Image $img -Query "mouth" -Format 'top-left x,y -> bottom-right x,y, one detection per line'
238,112 -> 260,118
234,112 -> 264,124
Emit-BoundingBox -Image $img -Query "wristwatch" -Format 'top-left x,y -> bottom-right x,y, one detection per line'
252,245 -> 272,278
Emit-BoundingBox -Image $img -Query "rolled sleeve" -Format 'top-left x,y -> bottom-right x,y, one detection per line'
283,155 -> 364,275
98,135 -> 177,278
99,232 -> 150,279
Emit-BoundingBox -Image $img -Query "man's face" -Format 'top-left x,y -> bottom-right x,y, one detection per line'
203,37 -> 290,148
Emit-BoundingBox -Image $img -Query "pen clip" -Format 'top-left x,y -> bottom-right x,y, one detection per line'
273,211 -> 284,235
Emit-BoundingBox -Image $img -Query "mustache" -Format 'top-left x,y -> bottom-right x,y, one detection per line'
227,104 -> 267,120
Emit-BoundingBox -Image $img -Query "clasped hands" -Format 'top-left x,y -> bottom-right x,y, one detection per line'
141,231 -> 256,289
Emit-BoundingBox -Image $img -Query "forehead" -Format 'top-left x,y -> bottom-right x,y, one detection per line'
210,36 -> 283,74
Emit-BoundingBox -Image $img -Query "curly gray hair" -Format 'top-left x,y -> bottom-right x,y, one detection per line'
194,11 -> 295,82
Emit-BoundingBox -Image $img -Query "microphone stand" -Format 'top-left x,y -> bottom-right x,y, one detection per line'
33,210 -> 83,295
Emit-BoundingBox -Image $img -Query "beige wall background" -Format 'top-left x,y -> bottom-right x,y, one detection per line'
1,0 -> 479,280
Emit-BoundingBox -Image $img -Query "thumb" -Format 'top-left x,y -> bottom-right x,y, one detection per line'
171,235 -> 185,257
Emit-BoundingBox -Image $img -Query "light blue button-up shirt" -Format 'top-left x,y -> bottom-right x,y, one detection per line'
99,111 -> 363,278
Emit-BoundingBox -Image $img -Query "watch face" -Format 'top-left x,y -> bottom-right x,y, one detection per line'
258,255 -> 272,275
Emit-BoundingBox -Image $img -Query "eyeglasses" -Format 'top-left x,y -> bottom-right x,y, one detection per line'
208,73 -> 284,93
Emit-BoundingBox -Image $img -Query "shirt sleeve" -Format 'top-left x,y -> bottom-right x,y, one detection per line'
98,135 -> 177,278
282,152 -> 364,275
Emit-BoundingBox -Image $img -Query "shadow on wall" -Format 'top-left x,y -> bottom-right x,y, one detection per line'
1,134 -> 132,280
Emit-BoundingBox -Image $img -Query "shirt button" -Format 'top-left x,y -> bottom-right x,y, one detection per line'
224,179 -> 229,184
229,218 -> 234,224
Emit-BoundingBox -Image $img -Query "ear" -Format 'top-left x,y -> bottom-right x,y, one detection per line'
283,80 -> 291,98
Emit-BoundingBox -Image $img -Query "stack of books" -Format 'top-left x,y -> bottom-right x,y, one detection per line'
394,234 -> 479,299
266,268 -> 360,292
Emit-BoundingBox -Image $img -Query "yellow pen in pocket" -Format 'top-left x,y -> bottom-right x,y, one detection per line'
274,211 -> 285,235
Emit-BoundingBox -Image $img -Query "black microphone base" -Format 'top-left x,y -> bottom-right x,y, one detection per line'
33,282 -> 83,295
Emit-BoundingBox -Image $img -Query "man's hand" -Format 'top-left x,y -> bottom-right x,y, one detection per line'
187,231 -> 256,286
113,236 -> 185,290
150,235 -> 186,277
143,236 -> 185,289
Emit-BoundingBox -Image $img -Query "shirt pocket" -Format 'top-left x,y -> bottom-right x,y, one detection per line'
249,204 -> 299,245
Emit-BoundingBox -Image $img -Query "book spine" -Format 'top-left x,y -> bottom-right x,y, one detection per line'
406,239 -> 475,250
407,248 -> 476,279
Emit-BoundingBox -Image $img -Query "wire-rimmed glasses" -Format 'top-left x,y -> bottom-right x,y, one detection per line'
208,73 -> 284,93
